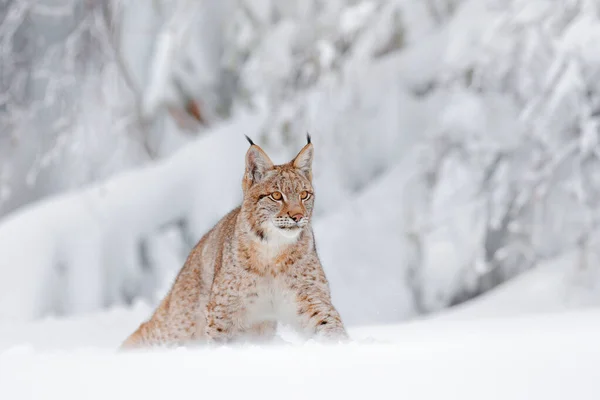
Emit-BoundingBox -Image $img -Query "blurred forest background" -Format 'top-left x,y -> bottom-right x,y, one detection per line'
1,0 -> 600,326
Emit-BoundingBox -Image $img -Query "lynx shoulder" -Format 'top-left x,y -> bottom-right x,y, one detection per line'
121,135 -> 348,348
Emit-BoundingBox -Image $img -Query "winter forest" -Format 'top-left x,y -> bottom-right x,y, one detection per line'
1,0 -> 600,398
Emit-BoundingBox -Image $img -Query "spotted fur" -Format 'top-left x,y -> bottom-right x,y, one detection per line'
121,137 -> 348,348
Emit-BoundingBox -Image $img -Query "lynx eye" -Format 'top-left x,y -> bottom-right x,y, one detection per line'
270,191 -> 283,201
300,190 -> 311,200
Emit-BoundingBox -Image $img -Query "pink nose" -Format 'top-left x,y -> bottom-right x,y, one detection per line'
290,213 -> 304,222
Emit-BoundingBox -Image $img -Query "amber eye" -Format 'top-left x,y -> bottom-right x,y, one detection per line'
300,190 -> 310,200
270,191 -> 283,201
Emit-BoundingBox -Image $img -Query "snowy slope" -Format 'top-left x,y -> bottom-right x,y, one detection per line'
1,308 -> 600,400
436,251 -> 600,321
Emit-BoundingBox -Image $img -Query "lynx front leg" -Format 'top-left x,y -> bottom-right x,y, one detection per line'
205,306 -> 275,344
204,272 -> 260,343
293,283 -> 349,341
204,300 -> 235,343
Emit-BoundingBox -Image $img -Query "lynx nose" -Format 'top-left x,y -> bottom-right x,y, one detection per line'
289,213 -> 304,222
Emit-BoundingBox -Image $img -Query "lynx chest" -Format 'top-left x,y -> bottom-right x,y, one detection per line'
245,275 -> 298,327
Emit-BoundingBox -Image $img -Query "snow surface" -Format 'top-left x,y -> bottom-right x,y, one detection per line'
2,329 -> 597,400
1,306 -> 600,400
2,256 -> 600,399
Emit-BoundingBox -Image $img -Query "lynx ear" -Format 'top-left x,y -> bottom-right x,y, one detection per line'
244,137 -> 274,189
292,134 -> 314,181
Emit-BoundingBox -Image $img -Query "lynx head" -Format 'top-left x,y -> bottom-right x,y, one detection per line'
242,134 -> 314,241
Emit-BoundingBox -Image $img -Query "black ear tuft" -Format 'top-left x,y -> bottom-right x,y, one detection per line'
306,132 -> 311,144
245,135 -> 255,146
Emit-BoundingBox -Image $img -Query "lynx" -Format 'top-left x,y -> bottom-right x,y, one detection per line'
121,135 -> 348,348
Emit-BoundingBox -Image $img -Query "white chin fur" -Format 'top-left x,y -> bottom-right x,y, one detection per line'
277,227 -> 302,239
266,222 -> 302,242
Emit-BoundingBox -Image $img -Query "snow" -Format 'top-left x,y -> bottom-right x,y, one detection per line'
437,251 -> 600,320
1,304 -> 600,399
2,331 -> 596,400
314,159 -> 419,325
339,1 -> 377,36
